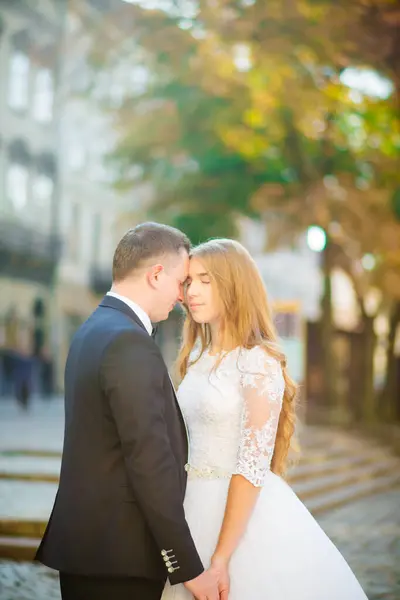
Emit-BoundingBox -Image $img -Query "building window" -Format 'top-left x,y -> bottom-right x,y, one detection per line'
33,173 -> 54,208
32,68 -> 54,123
8,52 -> 30,111
6,163 -> 29,210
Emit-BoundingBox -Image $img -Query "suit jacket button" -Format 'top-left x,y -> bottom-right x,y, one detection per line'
184,463 -> 190,472
161,550 -> 167,556
168,567 -> 174,573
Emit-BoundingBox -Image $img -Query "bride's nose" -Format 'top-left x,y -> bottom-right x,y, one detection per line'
187,282 -> 200,299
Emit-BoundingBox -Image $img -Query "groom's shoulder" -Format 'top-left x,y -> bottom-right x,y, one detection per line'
72,304 -> 148,351
91,305 -> 148,339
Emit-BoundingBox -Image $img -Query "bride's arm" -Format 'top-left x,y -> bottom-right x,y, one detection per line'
212,348 -> 284,566
211,474 -> 261,566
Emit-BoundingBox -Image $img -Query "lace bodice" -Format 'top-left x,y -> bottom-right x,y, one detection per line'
178,344 -> 285,487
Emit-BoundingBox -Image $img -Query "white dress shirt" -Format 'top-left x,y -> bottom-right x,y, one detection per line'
106,291 -> 152,336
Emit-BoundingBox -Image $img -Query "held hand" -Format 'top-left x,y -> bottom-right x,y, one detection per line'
211,555 -> 230,600
184,568 -> 219,599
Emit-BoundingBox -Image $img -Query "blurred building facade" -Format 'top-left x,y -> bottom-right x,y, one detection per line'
0,0 -> 145,393
0,1 -> 65,397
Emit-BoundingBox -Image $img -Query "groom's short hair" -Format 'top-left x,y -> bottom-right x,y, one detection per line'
112,222 -> 190,282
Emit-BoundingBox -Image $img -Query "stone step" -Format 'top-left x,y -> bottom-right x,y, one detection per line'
1,455 -> 398,539
0,481 -> 55,541
0,456 -> 61,483
0,439 -> 387,485
0,535 -> 40,561
0,425 -> 399,560
297,442 -> 383,465
0,480 -> 57,530
292,457 -> 400,499
0,472 -> 59,484
2,475 -> 400,562
0,519 -> 46,539
304,471 -> 400,514
288,449 -> 392,483
0,449 -> 62,459
0,423 -> 375,476
0,443 -> 345,462
0,448 -> 392,485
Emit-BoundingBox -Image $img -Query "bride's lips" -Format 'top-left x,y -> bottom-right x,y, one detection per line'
189,303 -> 204,310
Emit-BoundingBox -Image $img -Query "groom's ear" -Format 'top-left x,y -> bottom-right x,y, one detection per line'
147,264 -> 164,287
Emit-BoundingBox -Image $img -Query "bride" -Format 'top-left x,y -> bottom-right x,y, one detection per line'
162,238 -> 367,600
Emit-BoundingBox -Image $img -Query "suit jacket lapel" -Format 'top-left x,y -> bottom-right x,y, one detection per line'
99,295 -> 148,333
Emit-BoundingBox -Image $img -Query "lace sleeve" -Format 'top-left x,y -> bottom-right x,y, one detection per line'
234,346 -> 284,487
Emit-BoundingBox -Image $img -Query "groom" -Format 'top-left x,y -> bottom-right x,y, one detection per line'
36,223 -> 220,599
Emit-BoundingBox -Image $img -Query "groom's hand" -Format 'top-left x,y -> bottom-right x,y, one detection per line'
184,568 -> 219,599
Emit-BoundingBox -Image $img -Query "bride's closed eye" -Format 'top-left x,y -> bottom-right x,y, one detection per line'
199,275 -> 211,285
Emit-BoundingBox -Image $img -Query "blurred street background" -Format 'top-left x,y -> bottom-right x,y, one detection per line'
0,0 -> 399,598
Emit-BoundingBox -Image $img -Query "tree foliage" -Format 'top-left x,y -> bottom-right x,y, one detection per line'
88,0 -> 399,302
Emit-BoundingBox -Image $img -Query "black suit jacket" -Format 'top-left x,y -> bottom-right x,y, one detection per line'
36,295 -> 203,585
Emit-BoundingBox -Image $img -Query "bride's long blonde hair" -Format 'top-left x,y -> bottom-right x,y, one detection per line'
176,238 -> 298,476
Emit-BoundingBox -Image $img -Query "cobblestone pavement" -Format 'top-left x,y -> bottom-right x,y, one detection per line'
0,488 -> 399,600
0,561 -> 60,600
318,488 -> 400,600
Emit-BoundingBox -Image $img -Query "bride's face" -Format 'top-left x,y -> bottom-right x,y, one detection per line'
186,258 -> 221,325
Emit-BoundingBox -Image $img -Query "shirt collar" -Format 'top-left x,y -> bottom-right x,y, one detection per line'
106,291 -> 153,336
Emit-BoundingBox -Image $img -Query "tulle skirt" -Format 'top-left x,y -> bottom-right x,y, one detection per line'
162,472 -> 367,600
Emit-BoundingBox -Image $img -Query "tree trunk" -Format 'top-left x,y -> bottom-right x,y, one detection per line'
319,242 -> 339,415
381,302 -> 400,421
359,313 -> 377,424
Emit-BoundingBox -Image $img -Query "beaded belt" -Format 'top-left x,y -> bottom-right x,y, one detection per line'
184,463 -> 232,480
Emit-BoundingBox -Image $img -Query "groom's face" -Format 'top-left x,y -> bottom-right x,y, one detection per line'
151,249 -> 189,321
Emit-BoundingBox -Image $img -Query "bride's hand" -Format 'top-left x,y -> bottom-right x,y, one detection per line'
211,555 -> 230,600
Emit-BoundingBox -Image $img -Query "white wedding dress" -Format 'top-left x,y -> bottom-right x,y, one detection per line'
162,345 -> 368,600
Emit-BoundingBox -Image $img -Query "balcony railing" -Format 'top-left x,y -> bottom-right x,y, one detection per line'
0,219 -> 62,285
